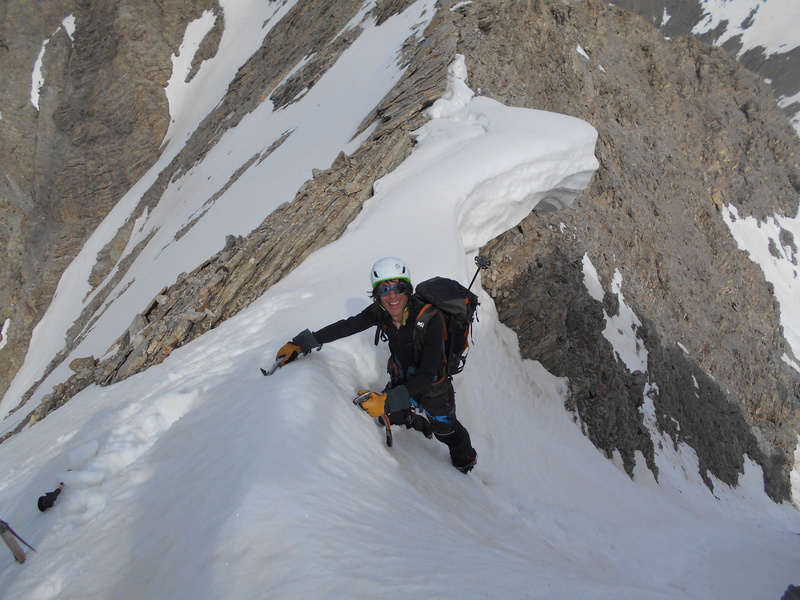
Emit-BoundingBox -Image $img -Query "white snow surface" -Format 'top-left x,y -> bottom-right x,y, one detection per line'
29,15 -> 76,110
30,41 -> 49,110
0,319 -> 10,351
2,2 -> 800,598
582,257 -> 648,373
693,0 -> 800,57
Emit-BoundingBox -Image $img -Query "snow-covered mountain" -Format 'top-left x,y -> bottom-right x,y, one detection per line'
615,0 -> 800,131
1,1 -> 799,598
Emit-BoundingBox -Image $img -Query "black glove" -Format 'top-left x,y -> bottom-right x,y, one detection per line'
385,385 -> 410,413
292,329 -> 319,353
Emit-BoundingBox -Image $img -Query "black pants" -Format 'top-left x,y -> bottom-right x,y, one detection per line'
430,418 -> 475,467
414,382 -> 476,466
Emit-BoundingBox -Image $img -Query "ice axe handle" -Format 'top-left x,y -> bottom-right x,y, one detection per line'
260,359 -> 282,376
384,420 -> 393,447
353,393 -> 393,447
467,255 -> 491,292
261,345 -> 322,376
352,391 -> 372,406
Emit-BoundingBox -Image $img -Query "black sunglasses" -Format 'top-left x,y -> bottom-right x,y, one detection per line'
375,282 -> 408,297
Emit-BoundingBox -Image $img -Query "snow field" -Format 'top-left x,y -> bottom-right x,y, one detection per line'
2,1 -> 800,598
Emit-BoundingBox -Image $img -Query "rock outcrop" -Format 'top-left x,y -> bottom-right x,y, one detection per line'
611,0 -> 800,124
2,0 -> 457,431
466,0 -> 800,500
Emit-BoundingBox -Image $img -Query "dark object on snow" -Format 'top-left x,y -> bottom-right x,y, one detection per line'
781,584 -> 800,600
452,453 -> 478,474
0,519 -> 37,563
37,483 -> 64,512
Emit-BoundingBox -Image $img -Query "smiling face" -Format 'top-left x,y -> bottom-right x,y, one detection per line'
377,279 -> 409,325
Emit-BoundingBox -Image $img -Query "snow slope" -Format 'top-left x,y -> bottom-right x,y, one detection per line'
1,2 -> 799,598
691,0 -> 800,133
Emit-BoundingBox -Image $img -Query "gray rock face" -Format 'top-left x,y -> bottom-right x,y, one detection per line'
470,0 -> 800,500
0,0 -> 217,402
2,0 -> 799,501
611,0 -> 800,122
2,0 -> 456,429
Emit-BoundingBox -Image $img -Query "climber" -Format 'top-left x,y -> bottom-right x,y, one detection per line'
274,257 -> 478,473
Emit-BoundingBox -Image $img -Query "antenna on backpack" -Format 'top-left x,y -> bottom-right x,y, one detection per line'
467,255 -> 491,292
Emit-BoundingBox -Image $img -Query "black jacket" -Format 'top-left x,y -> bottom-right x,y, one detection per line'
313,300 -> 446,399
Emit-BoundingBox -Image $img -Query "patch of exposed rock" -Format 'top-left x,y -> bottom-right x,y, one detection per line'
611,0 -> 800,123
2,0 -> 443,412
2,5 -> 457,437
462,0 -> 799,501
0,0 -> 219,403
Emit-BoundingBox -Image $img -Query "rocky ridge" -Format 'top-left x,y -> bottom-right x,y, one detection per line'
464,0 -> 800,499
612,0 -> 800,124
0,0 -> 218,405
2,0 -> 799,501
2,0 -> 455,428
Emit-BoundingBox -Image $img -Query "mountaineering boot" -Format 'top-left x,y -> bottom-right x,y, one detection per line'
452,452 -> 477,474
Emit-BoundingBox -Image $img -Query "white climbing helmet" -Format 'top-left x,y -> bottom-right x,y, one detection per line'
370,257 -> 411,288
